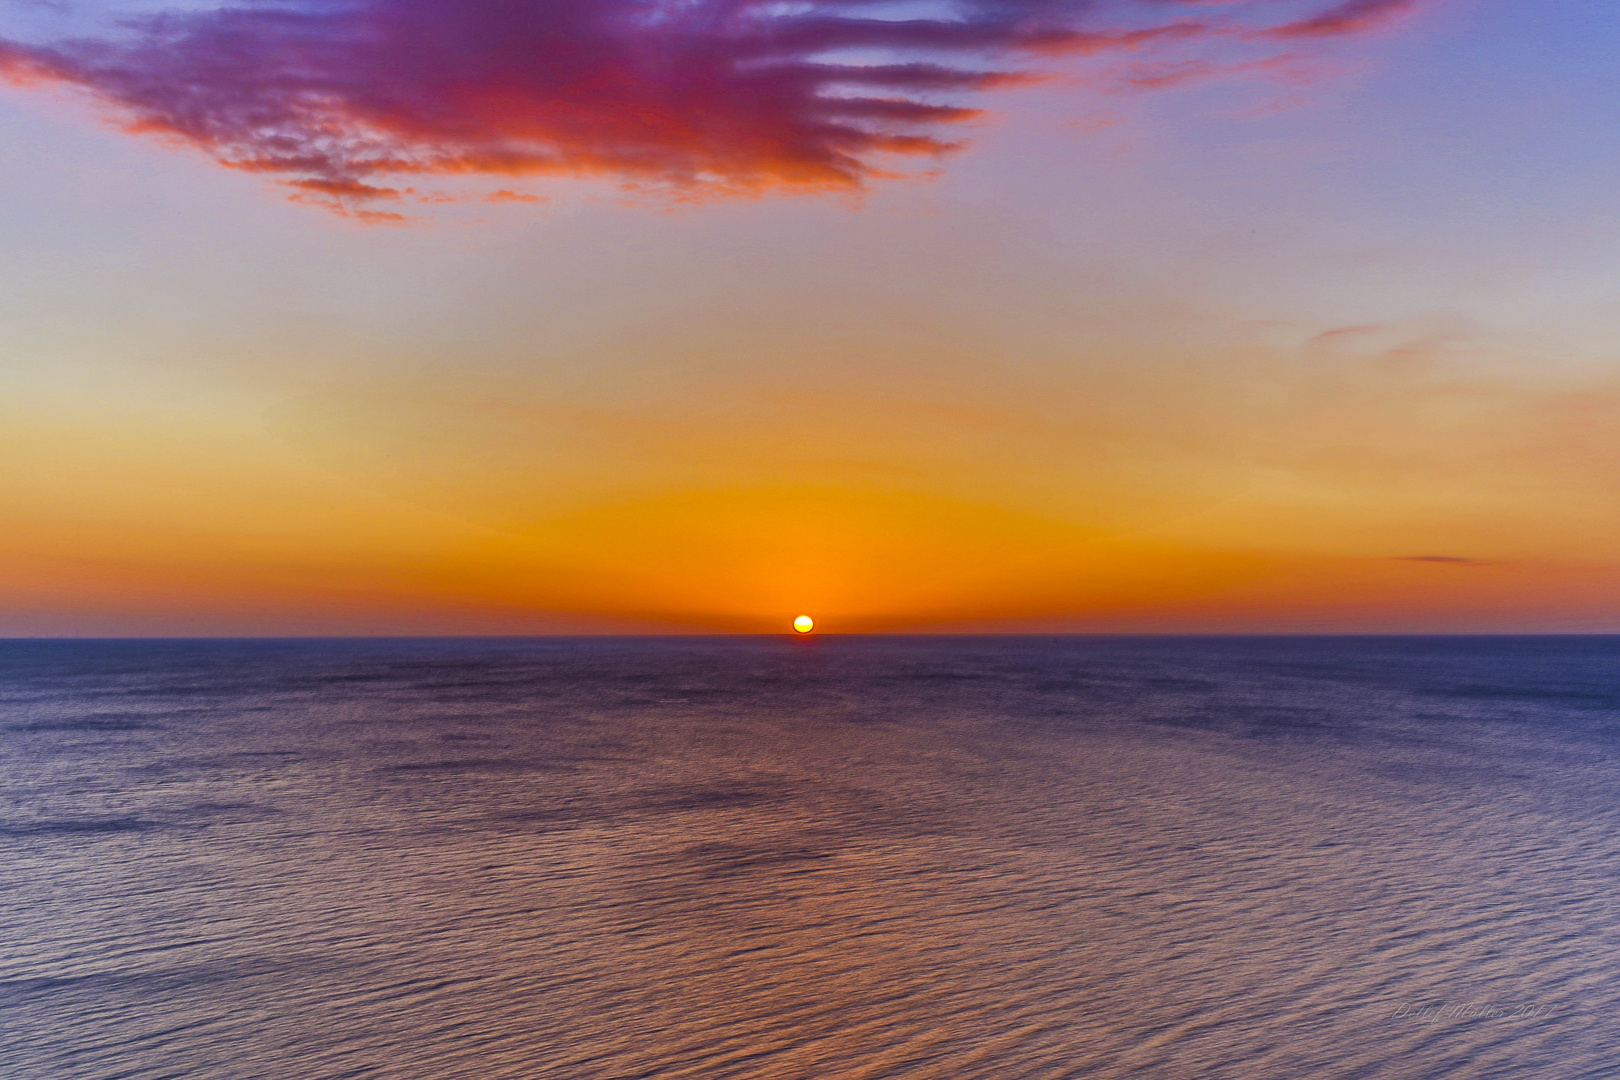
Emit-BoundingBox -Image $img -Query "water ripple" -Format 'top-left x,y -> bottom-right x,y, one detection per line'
1,636 -> 1616,1079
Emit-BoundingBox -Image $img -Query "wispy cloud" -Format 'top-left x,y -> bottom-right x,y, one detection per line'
1398,555 -> 1491,566
1263,0 -> 1424,39
0,0 -> 1435,213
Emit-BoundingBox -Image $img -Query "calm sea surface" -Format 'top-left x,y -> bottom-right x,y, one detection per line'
2,636 -> 1617,1079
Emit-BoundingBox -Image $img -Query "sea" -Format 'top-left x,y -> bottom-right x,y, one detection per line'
1,636 -> 1616,1079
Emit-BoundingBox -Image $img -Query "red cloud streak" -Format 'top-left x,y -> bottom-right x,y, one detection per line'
0,0 -> 1431,210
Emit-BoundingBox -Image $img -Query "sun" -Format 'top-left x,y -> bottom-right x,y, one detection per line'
793,615 -> 814,634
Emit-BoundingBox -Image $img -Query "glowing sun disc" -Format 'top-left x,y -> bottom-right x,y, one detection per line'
793,615 -> 814,634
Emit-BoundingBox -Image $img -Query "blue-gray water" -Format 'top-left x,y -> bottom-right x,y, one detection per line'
2,636 -> 1617,1079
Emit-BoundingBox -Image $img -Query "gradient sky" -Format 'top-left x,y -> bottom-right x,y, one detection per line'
3,0 -> 1619,635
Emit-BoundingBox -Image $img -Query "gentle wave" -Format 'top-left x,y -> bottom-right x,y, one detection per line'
1,637 -> 1616,1079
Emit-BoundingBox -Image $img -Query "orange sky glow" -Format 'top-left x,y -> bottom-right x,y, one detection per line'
2,0 -> 1618,635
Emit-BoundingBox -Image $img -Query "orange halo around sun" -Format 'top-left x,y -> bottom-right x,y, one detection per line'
793,615 -> 814,633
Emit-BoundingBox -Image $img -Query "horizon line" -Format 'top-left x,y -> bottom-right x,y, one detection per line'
4,632 -> 1619,642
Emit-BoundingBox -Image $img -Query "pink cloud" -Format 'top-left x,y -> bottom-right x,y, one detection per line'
0,0 -> 1436,212
1265,0 -> 1425,38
